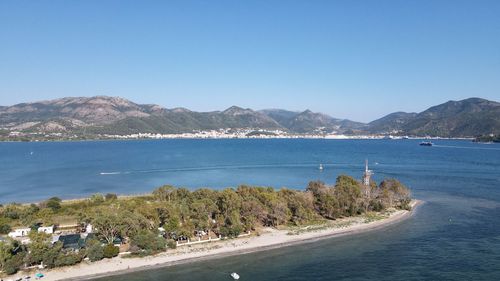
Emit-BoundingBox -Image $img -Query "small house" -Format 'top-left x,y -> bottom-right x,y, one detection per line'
8,227 -> 31,238
38,225 -> 54,234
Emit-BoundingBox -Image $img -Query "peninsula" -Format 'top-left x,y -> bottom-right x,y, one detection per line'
0,175 -> 416,280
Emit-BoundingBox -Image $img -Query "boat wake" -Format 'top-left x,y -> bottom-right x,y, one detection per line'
98,162 -> 358,176
432,144 -> 500,151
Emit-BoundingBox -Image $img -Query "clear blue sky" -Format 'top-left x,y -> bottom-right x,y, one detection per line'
0,0 -> 499,122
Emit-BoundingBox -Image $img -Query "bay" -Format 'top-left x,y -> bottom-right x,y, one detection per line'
1,139 -> 500,280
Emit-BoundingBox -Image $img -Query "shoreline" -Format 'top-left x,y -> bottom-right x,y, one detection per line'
14,200 -> 422,281
0,137 -> 475,143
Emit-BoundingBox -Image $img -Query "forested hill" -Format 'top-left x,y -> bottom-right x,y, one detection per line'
368,98 -> 500,137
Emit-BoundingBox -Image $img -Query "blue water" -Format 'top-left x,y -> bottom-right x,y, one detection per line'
1,139 -> 500,280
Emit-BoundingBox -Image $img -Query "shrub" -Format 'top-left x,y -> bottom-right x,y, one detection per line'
166,239 -> 177,249
85,239 -> 104,262
103,244 -> 119,258
89,194 -> 105,204
3,252 -> 25,275
105,193 -> 118,201
220,225 -> 243,238
54,252 -> 83,267
0,218 -> 12,234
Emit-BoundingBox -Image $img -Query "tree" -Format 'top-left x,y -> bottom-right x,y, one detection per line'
378,179 -> 411,209
91,208 -> 149,244
280,189 -> 316,224
24,232 -> 51,266
45,197 -> 62,211
306,181 -> 339,219
1,243 -> 25,275
0,241 -> 14,273
268,198 -> 290,227
240,199 -> 267,230
130,230 -> 166,254
91,211 -> 121,244
40,242 -> 63,268
190,198 -> 217,230
153,185 -> 175,202
219,210 -> 243,237
335,175 -> 362,216
0,217 -> 12,234
85,239 -> 104,262
217,189 -> 242,218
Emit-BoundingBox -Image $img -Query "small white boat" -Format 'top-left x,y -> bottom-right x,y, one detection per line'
319,164 -> 324,170
230,272 -> 240,280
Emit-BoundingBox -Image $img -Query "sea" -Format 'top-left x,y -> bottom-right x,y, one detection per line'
1,139 -> 500,280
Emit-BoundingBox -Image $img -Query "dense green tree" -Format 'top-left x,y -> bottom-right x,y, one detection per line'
378,179 -> 411,209
1,243 -> 25,275
0,240 -> 15,273
335,175 -> 363,216
45,197 -> 62,211
91,211 -> 122,244
85,239 -> 104,262
152,185 -> 175,202
24,232 -> 52,266
0,217 -> 12,234
306,181 -> 339,219
131,230 -> 166,253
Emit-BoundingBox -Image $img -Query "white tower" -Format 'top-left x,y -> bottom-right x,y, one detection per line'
363,159 -> 373,186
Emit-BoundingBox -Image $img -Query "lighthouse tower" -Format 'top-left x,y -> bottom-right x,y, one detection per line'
362,159 -> 373,186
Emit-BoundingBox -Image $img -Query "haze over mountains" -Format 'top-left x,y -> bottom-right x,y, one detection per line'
0,96 -> 499,138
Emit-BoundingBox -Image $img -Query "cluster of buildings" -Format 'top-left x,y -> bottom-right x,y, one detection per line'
101,129 -> 394,140
7,223 -> 96,251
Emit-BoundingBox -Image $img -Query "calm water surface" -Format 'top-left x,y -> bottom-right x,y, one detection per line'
1,139 -> 500,280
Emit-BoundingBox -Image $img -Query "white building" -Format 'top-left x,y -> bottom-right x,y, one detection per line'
85,223 -> 93,233
8,227 -> 31,238
38,225 -> 54,234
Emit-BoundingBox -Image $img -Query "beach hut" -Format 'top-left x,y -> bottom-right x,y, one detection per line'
8,227 -> 31,238
38,225 -> 54,234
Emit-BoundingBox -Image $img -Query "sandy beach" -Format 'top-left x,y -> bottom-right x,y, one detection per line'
8,200 -> 422,281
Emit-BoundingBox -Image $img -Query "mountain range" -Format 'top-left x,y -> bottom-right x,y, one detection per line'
0,96 -> 499,138
368,97 -> 500,137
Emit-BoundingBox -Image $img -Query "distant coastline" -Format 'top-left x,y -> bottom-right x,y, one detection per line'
0,132 -> 475,143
